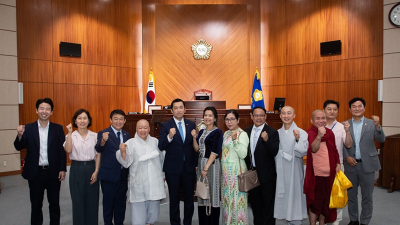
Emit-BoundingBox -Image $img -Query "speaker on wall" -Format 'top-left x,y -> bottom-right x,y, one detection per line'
320,40 -> 341,56
59,42 -> 81,57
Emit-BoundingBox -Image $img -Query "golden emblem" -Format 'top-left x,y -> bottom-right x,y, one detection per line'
191,39 -> 212,60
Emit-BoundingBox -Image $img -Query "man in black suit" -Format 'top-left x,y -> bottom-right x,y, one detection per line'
95,109 -> 130,225
158,98 -> 197,225
245,106 -> 280,225
14,98 -> 66,225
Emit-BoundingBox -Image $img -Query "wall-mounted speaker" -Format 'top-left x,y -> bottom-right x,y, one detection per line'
59,42 -> 81,57
320,40 -> 341,56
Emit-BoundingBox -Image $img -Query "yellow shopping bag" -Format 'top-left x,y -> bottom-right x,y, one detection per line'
329,170 -> 352,208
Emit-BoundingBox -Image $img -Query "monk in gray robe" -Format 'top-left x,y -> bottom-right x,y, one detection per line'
274,106 -> 309,225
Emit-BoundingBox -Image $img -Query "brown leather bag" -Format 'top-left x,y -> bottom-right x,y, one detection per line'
237,139 -> 260,192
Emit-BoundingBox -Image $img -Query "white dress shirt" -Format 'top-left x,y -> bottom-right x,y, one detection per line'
38,120 -> 49,166
250,123 -> 265,167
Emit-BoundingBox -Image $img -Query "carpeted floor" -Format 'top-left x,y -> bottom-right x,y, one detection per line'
0,168 -> 398,225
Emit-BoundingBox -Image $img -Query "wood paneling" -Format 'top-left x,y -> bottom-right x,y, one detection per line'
87,85 -> 116,132
53,84 -> 88,127
86,0 -> 116,66
87,65 -> 116,86
116,86 -> 141,113
116,68 -> 141,87
151,4 -> 251,109
53,62 -> 87,84
18,59 -> 53,83
52,0 -> 87,63
17,0 -> 53,60
348,0 -> 383,58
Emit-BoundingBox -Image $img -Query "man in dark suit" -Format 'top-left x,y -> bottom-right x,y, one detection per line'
245,106 -> 280,225
95,109 -> 130,225
158,98 -> 197,225
343,98 -> 385,225
14,98 -> 66,225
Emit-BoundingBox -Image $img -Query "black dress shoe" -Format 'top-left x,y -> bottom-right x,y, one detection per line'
348,222 -> 359,225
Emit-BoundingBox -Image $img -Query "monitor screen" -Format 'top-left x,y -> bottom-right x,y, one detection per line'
320,40 -> 341,56
273,97 -> 285,111
60,42 -> 81,57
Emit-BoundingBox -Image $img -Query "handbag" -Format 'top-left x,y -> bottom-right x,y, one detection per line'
195,175 -> 210,200
237,131 -> 260,192
329,170 -> 352,209
194,175 -> 212,215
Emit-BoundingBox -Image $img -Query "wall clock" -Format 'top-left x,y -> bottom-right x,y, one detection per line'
389,2 -> 400,27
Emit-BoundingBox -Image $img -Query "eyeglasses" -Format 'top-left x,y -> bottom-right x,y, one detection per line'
252,114 -> 265,118
225,117 -> 237,122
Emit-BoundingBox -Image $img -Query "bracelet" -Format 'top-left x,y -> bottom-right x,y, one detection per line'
203,169 -> 208,172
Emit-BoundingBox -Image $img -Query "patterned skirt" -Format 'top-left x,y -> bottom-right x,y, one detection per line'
197,156 -> 221,208
221,161 -> 248,225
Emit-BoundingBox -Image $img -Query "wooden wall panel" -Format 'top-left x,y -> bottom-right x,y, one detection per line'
87,86 -> 116,132
262,85 -> 286,111
116,87 -> 141,113
115,0 -> 142,68
18,59 -> 53,83
53,62 -> 87,84
286,0 -> 320,65
53,84 -> 88,127
17,0 -> 52,60
348,0 -> 383,58
86,0 -> 116,66
116,68 -> 141,87
153,4 -> 250,109
52,0 -> 87,63
261,0 -> 286,68
87,65 -> 116,86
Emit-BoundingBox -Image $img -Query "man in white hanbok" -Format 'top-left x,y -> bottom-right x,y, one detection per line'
116,119 -> 166,225
274,106 -> 309,225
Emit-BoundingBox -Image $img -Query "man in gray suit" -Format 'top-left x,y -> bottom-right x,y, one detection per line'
343,97 -> 385,225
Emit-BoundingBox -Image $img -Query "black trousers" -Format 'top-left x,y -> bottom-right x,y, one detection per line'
100,169 -> 128,225
69,160 -> 99,225
28,167 -> 61,225
165,167 -> 195,225
248,181 -> 276,225
198,206 -> 220,225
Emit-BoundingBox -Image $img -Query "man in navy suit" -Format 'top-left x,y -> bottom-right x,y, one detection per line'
14,98 -> 66,225
158,99 -> 197,225
95,109 -> 130,225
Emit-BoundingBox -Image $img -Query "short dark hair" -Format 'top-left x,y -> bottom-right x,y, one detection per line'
224,109 -> 239,120
203,106 -> 218,126
72,109 -> 92,128
171,98 -> 185,108
323,100 -> 340,109
35,98 -> 54,111
251,106 -> 266,114
348,97 -> 366,109
110,109 -> 126,119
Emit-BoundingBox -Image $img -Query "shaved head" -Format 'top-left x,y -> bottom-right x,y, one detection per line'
281,106 -> 295,114
311,110 -> 327,128
136,119 -> 150,140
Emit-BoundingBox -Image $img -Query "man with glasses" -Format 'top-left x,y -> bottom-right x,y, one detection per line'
343,97 -> 385,225
245,106 -> 280,225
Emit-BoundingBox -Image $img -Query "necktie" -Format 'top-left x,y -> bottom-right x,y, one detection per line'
252,128 -> 259,167
178,121 -> 185,142
117,131 -> 121,144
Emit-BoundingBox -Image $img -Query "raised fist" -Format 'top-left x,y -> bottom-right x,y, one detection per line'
191,129 -> 197,139
66,123 -> 73,133
293,129 -> 300,140
169,128 -> 176,139
343,121 -> 351,132
317,127 -> 326,138
230,130 -> 237,140
261,131 -> 268,142
120,143 -> 127,153
372,115 -> 380,129
17,125 -> 25,137
102,132 -> 109,142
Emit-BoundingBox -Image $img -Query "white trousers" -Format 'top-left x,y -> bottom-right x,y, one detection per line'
130,200 -> 160,225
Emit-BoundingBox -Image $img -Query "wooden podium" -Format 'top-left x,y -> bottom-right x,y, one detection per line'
380,134 -> 400,192
124,101 -> 282,138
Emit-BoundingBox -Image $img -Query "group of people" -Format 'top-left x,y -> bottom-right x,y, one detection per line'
13,97 -> 385,225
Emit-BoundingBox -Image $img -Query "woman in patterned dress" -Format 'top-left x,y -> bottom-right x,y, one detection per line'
221,109 -> 249,225
192,106 -> 223,225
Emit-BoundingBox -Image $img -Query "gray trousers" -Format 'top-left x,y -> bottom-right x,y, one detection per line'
345,162 -> 375,225
70,160 -> 99,225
